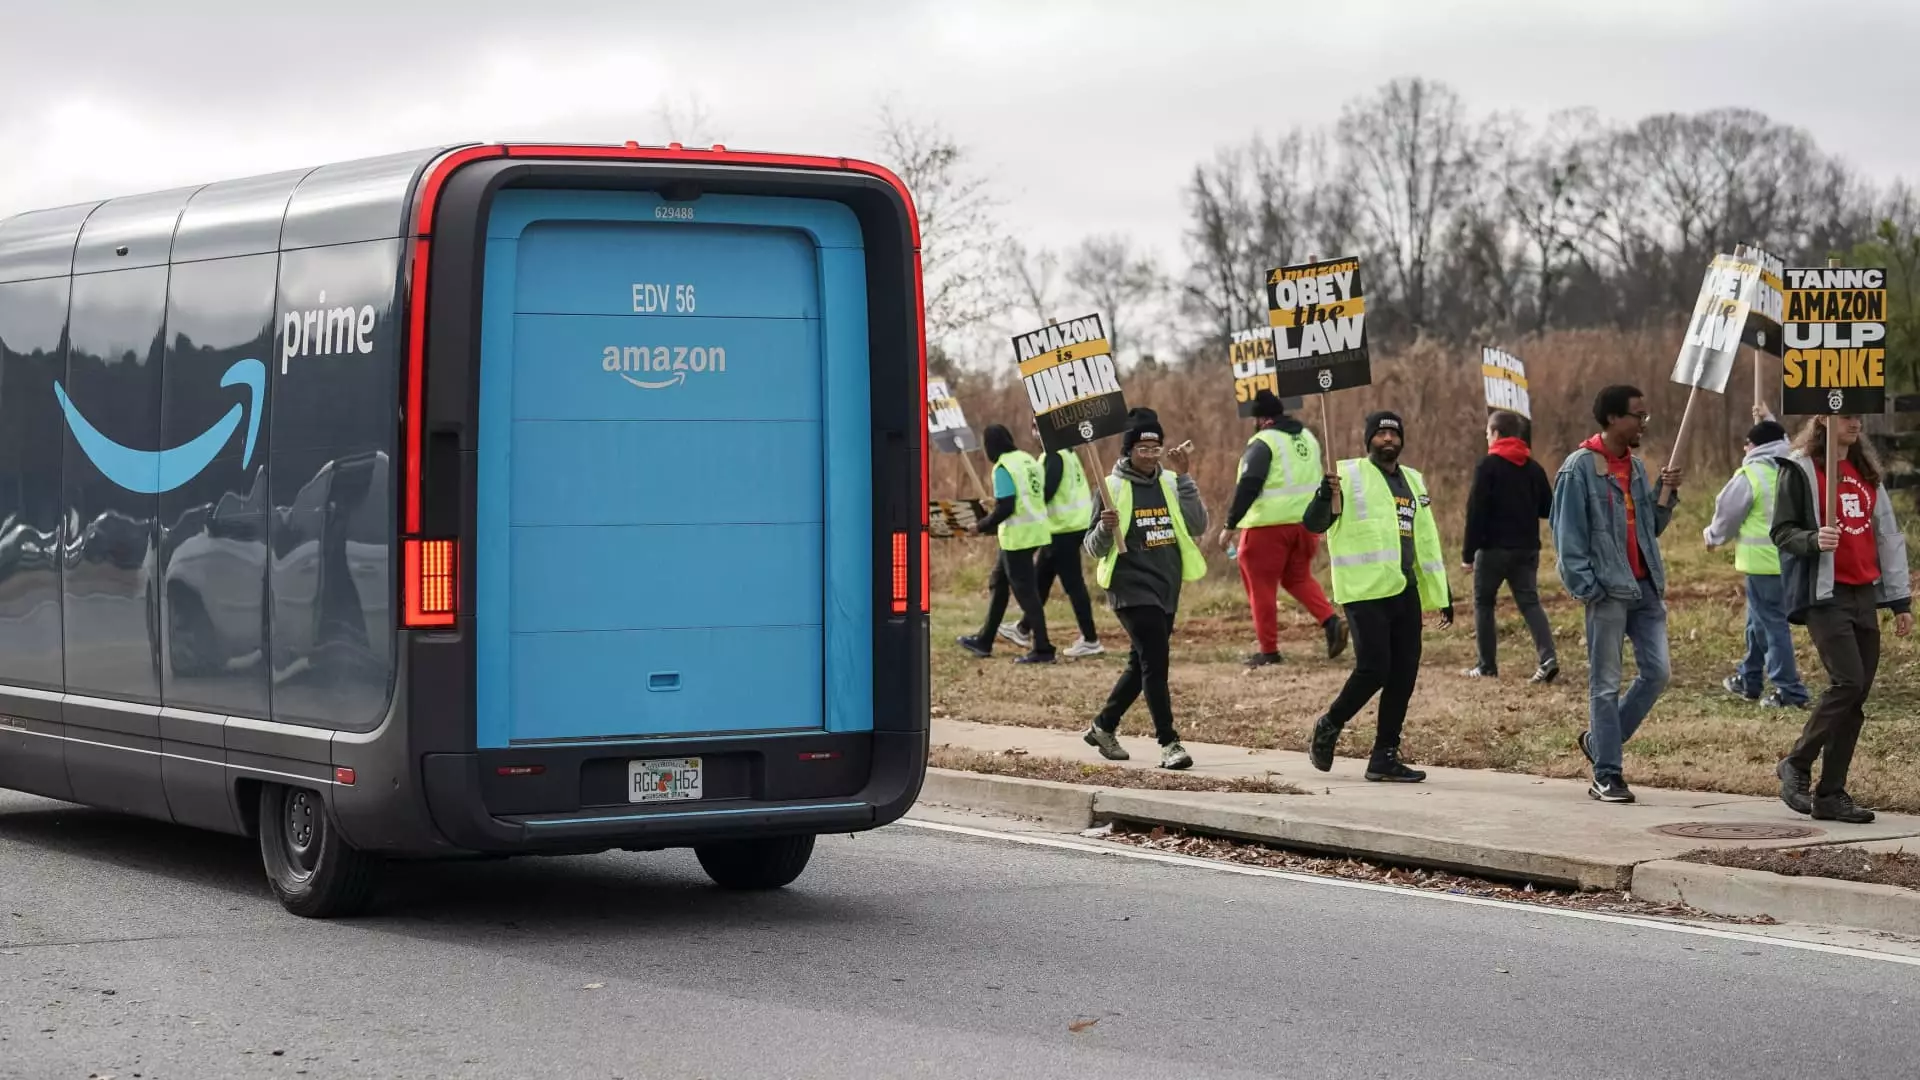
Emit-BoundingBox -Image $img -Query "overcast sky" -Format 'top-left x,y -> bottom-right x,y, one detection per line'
4,0 -> 1916,276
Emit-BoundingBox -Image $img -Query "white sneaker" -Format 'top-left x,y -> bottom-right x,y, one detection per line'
995,623 -> 1031,649
1063,638 -> 1105,658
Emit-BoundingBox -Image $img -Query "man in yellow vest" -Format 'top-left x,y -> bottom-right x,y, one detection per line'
1217,389 -> 1347,666
1302,411 -> 1453,783
956,424 -> 1055,663
1703,416 -> 1809,708
1080,408 -> 1208,770
1001,420 -> 1104,657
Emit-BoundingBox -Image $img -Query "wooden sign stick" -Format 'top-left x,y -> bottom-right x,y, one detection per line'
1078,442 -> 1125,554
1824,256 -> 1842,527
957,448 -> 992,503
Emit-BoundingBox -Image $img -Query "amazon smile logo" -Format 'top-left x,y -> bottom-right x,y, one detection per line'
600,344 -> 728,390
55,358 -> 265,494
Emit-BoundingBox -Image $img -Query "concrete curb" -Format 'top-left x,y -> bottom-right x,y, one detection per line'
1632,860 -> 1920,937
916,769 -> 1094,830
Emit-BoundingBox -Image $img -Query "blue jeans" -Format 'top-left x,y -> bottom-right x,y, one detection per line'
1584,589 -> 1671,781
1738,574 -> 1808,704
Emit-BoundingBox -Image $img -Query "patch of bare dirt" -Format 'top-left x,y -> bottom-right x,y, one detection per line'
1680,846 -> 1920,891
929,745 -> 1305,795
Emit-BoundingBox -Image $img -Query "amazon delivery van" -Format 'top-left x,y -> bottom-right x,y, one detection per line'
0,143 -> 931,917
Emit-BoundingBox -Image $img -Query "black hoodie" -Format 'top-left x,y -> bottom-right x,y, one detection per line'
975,424 -> 1020,534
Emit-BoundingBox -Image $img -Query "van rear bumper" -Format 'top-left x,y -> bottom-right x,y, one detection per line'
418,728 -> 926,854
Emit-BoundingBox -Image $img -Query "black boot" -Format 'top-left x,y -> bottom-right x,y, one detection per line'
1308,713 -> 1342,772
1324,615 -> 1349,659
1776,759 -> 1812,816
1365,747 -> 1426,783
1810,791 -> 1875,824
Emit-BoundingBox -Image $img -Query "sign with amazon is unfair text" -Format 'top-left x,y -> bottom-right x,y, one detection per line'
1013,313 -> 1128,453
1782,266 -> 1888,415
1481,346 -> 1531,419
1263,255 -> 1370,398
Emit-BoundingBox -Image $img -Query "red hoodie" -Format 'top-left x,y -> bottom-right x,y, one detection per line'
1489,437 -> 1530,467
1583,434 -> 1647,580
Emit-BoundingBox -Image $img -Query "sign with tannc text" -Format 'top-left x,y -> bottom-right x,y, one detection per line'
1264,256 -> 1370,397
1481,346 -> 1531,419
1230,327 -> 1303,417
1013,313 -> 1128,453
1782,266 -> 1888,415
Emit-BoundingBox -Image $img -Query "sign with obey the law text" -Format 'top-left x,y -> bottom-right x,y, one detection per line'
926,379 -> 979,453
1264,256 -> 1370,397
1481,346 -> 1531,418
1013,313 -> 1128,453
1782,266 -> 1888,415
1673,250 -> 1780,392
1229,327 -> 1304,416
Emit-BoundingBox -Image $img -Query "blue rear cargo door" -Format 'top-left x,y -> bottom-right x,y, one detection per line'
475,189 -> 871,747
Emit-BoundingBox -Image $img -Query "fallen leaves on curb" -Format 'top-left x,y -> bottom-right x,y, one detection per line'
1679,846 -> 1920,891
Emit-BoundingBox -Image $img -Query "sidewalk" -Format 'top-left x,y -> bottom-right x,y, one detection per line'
923,718 -> 1920,930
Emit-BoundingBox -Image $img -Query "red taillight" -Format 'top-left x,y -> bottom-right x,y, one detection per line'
920,532 -> 930,614
334,767 -> 357,786
891,531 -> 909,614
404,539 -> 457,628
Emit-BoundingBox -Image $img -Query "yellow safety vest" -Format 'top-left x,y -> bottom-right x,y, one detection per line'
1325,458 -> 1448,609
994,450 -> 1050,552
1095,470 -> 1208,589
1236,427 -> 1321,528
1045,450 -> 1093,534
1735,461 -> 1782,575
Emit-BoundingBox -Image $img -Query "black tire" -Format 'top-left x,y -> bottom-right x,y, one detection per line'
694,834 -> 816,890
258,783 -> 382,918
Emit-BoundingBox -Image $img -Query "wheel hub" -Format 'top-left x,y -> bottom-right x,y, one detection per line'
283,790 -> 321,872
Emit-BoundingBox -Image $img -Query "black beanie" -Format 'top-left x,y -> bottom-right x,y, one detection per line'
982,423 -> 1017,461
1121,407 -> 1163,455
1747,420 -> 1787,446
1250,389 -> 1286,419
1363,410 -> 1404,446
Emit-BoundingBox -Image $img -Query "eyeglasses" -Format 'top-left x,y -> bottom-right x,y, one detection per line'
1133,444 -> 1164,455
1629,411 -> 1651,423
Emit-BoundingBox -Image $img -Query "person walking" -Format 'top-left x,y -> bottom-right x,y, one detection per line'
1080,408 -> 1207,770
1771,414 -> 1913,824
1302,412 -> 1453,784
1460,408 -> 1559,683
1217,389 -> 1348,667
1549,385 -> 1681,805
955,424 -> 1055,664
1003,421 -> 1103,657
1702,417 -> 1810,709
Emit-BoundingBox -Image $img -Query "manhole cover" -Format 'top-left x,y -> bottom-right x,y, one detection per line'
1649,822 -> 1824,841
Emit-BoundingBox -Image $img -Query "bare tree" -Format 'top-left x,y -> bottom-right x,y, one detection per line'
1501,109 -> 1608,333
1003,238 -> 1062,327
872,103 -> 1006,362
653,92 -> 717,145
1065,234 -> 1165,363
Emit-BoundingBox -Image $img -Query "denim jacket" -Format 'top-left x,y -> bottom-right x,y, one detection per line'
1550,444 -> 1674,603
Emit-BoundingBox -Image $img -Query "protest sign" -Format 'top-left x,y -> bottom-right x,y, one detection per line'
1264,256 -> 1370,398
1481,346 -> 1531,419
926,379 -> 979,453
1782,266 -> 1888,416
1230,327 -> 1303,416
928,499 -> 989,539
1012,313 -> 1127,454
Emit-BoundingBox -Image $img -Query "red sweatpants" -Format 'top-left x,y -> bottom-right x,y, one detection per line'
1237,523 -> 1336,652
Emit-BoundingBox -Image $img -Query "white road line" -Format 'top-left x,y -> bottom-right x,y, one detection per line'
897,817 -> 1920,968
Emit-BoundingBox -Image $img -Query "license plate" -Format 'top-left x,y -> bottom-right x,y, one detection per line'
628,757 -> 702,803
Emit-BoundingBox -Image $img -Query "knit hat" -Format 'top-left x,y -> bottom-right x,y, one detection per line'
982,423 -> 1017,461
1250,389 -> 1287,419
1121,407 -> 1164,455
1747,419 -> 1787,446
1363,410 -> 1404,446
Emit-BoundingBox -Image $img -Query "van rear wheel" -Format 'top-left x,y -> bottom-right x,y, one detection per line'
694,834 -> 816,890
258,783 -> 382,918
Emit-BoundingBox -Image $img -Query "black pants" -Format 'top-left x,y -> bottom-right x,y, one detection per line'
1788,583 -> 1881,797
1017,529 -> 1099,642
1472,548 -> 1556,674
1095,605 -> 1178,744
976,547 -> 1052,655
1325,581 -> 1423,762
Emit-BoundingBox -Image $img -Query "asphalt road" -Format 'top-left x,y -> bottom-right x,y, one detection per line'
1,791 -> 1915,1080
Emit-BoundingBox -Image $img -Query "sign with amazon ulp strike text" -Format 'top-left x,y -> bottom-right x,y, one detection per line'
1013,314 -> 1128,453
1782,266 -> 1888,415
1482,346 -> 1531,418
926,378 -> 979,453
1230,327 -> 1303,416
1264,256 -> 1370,397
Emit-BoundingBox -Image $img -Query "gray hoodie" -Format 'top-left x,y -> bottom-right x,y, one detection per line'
1084,459 -> 1208,613
1702,438 -> 1793,553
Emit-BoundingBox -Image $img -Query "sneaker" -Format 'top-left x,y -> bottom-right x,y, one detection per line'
996,623 -> 1031,649
1776,759 -> 1812,816
1461,665 -> 1494,678
1323,615 -> 1349,659
1759,691 -> 1809,710
1013,650 -> 1056,665
1722,674 -> 1760,702
1811,791 -> 1875,824
1062,638 -> 1106,658
1576,730 -> 1593,765
1308,713 -> 1342,772
1364,748 -> 1426,783
956,634 -> 992,659
1159,742 -> 1193,770
1243,651 -> 1285,668
1530,657 -> 1560,685
1083,725 -> 1129,761
1588,776 -> 1635,803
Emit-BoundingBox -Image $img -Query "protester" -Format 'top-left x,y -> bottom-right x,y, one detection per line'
1702,416 -> 1809,709
1301,411 -> 1453,783
1770,415 -> 1913,824
955,423 -> 1054,663
1003,421 -> 1103,657
1217,389 -> 1348,667
1460,408 -> 1558,683
1081,408 -> 1207,770
1549,385 -> 1681,805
